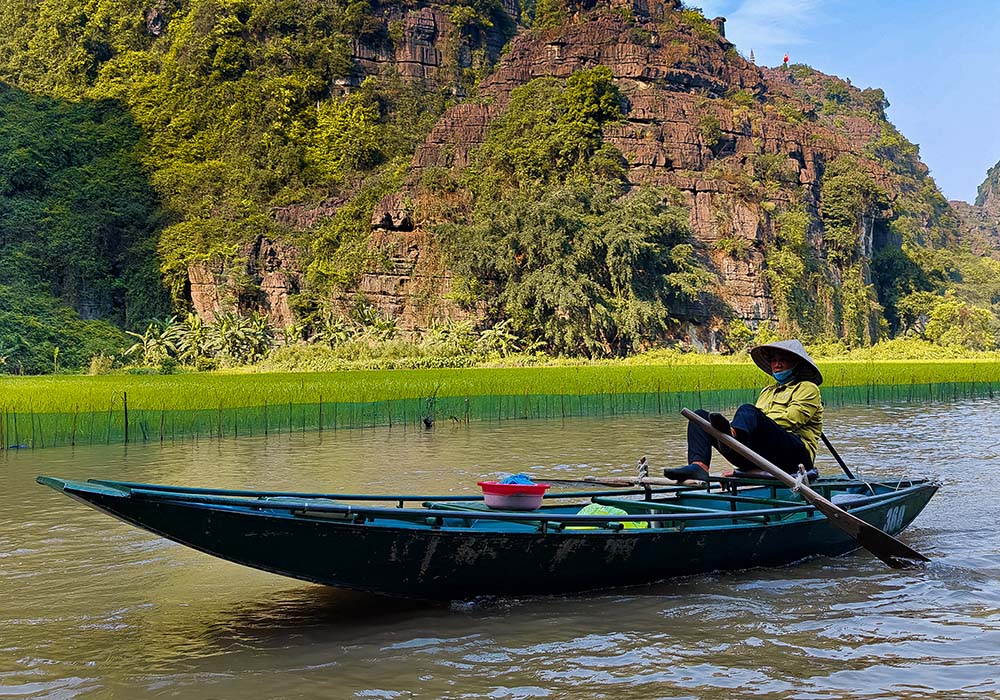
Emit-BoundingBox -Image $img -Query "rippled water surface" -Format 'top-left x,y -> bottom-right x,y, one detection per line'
2,398 -> 999,699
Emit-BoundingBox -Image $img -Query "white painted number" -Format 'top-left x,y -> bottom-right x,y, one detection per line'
884,505 -> 906,532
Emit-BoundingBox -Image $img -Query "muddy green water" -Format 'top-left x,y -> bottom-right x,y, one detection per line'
2,399 -> 998,699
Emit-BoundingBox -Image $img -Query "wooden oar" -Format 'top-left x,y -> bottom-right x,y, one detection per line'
821,432 -> 856,480
533,475 -> 698,488
681,408 -> 930,569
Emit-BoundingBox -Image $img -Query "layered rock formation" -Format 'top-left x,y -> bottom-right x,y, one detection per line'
189,236 -> 302,328
363,6 -> 913,344
976,160 -> 1000,217
194,1 -> 955,346
953,160 -> 1000,261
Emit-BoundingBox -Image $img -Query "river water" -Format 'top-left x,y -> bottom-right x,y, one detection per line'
2,398 -> 998,699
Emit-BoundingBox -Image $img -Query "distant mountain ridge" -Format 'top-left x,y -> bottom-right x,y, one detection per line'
975,160 -> 1000,216
952,160 -> 1000,261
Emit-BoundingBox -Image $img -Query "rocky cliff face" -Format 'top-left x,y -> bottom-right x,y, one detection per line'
976,160 -> 1000,217
953,161 -> 1000,261
364,5 -> 918,345
187,0 -> 516,329
195,1 -> 954,346
189,236 -> 302,328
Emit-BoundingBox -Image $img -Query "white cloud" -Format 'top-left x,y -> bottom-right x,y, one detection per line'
692,0 -> 830,59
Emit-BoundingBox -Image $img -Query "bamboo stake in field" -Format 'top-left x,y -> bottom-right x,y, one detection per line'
105,396 -> 113,445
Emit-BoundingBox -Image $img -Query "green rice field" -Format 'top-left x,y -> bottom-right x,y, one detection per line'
1,360 -> 998,449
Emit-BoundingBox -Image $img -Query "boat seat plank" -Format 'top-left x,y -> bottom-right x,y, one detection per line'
422,501 -> 494,512
421,502 -> 635,531
591,496 -> 768,523
679,492 -> 805,508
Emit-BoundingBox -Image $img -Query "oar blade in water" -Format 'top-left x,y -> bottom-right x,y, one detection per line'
810,497 -> 931,568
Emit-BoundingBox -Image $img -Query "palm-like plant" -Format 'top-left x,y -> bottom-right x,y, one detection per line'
175,313 -> 210,362
207,311 -> 274,365
125,317 -> 180,366
424,319 -> 477,354
309,312 -> 352,348
476,319 -> 521,357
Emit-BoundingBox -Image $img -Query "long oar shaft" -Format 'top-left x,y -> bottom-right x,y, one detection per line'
821,432 -> 856,479
681,408 -> 929,568
534,475 -> 699,488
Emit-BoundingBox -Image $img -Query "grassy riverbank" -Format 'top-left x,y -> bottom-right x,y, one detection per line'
4,359 -> 1000,414
3,357 -> 998,449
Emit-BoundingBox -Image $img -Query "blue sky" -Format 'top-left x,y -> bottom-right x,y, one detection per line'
692,0 -> 1000,203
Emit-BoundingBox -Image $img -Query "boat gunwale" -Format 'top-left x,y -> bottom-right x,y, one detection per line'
86,477 -> 929,503
87,478 -> 691,502
53,478 -> 937,527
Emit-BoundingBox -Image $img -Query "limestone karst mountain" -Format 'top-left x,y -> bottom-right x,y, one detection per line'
2,0 -> 998,367
952,161 -> 1000,261
301,0 -> 961,349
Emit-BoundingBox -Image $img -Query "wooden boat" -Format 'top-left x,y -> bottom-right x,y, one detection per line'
36,474 -> 937,600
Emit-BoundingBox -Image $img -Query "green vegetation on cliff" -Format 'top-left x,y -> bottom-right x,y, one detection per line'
0,0 -> 511,371
1,0 -> 997,374
0,84 -> 165,372
746,64 -> 1000,352
975,159 -> 1000,208
436,67 -> 714,356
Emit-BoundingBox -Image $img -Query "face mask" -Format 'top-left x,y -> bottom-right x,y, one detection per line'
773,368 -> 795,383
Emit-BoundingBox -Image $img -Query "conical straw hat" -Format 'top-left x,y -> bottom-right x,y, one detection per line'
749,339 -> 823,385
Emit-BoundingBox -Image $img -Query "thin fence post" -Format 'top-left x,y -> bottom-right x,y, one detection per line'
123,392 -> 129,445
71,404 -> 78,447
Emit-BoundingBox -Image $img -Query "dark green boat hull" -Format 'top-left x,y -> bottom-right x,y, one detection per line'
38,477 -> 937,600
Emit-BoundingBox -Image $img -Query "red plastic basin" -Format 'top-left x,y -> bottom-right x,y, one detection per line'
477,481 -> 551,511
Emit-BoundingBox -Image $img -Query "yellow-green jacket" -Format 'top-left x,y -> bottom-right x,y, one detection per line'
755,381 -> 823,460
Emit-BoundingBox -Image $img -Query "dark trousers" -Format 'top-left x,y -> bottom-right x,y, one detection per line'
687,405 -> 813,474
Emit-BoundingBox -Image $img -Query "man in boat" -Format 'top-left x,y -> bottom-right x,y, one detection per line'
666,339 -> 823,483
